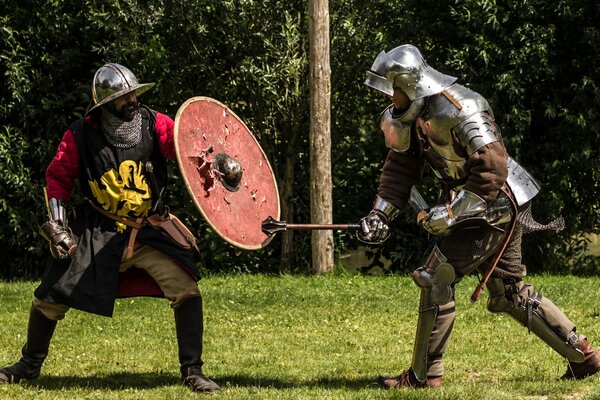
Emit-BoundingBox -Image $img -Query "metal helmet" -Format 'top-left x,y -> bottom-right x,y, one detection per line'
86,63 -> 155,114
365,44 -> 456,100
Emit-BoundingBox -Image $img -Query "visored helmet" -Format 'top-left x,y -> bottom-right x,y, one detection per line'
365,44 -> 456,100
86,63 -> 155,114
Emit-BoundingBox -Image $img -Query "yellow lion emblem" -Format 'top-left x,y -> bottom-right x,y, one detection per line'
89,160 -> 152,232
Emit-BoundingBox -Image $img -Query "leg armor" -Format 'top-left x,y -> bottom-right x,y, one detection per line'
486,278 -> 584,362
410,245 -> 457,382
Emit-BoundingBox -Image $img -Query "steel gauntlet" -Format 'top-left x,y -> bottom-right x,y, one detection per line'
39,198 -> 77,261
419,189 -> 487,236
356,196 -> 400,244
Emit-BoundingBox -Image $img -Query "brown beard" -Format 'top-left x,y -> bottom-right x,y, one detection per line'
116,101 -> 139,121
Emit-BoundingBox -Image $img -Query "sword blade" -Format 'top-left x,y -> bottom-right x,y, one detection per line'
409,186 -> 429,213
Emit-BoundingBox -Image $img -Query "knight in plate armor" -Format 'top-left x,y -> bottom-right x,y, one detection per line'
358,44 -> 600,388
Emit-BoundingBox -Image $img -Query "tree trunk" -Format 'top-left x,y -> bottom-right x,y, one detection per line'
308,0 -> 334,274
279,131 -> 297,272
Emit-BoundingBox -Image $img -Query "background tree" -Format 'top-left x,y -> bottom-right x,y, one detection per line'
309,0 -> 334,274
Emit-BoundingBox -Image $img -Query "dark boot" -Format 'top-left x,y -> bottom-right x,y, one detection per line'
378,369 -> 443,389
0,307 -> 57,384
174,296 -> 220,392
562,339 -> 600,379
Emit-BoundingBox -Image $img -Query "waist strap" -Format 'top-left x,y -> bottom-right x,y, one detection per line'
88,201 -> 146,229
88,201 -> 199,257
88,201 -> 145,259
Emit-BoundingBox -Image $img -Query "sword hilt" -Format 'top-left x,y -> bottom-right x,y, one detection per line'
145,161 -> 166,216
262,216 -> 287,234
261,216 -> 360,235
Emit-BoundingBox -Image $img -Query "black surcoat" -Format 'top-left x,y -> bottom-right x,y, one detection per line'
35,108 -> 199,317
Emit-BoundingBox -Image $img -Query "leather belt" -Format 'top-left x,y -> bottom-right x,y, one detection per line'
88,201 -> 145,259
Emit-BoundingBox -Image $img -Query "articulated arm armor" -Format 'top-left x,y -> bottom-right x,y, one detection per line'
39,198 -> 77,261
380,83 -> 540,204
417,84 -> 540,206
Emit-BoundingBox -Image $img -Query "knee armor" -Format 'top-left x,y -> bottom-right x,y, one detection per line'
410,245 -> 457,382
412,245 -> 456,306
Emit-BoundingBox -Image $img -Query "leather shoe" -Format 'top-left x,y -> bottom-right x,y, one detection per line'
183,366 -> 220,392
562,339 -> 600,380
378,368 -> 443,389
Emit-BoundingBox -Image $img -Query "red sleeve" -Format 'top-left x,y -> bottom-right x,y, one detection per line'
155,112 -> 176,160
45,129 -> 80,200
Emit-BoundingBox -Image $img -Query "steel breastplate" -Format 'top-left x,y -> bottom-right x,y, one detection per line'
420,143 -> 468,182
416,113 -> 468,182
415,84 -> 499,182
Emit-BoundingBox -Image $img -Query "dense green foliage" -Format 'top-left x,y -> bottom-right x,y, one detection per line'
0,0 -> 598,278
1,275 -> 600,398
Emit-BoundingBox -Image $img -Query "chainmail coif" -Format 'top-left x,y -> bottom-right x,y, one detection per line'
100,108 -> 142,149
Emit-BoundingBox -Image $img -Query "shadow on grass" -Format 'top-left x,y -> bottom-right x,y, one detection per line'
217,374 -> 379,390
25,372 -> 380,391
26,371 -> 180,390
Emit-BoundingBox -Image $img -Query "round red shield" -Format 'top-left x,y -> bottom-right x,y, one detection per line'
174,97 -> 280,250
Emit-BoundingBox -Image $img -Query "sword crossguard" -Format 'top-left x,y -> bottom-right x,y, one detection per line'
261,216 -> 287,235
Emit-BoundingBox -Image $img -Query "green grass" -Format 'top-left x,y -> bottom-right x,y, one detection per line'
1,274 -> 600,399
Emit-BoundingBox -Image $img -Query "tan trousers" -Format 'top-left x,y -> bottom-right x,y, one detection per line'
33,245 -> 200,321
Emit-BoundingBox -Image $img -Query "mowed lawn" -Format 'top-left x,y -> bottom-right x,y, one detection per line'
1,274 -> 600,399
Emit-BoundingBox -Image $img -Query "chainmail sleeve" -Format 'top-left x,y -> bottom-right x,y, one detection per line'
464,142 -> 508,203
378,149 -> 423,210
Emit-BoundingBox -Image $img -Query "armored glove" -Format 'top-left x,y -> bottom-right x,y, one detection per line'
40,220 -> 77,261
356,196 -> 400,244
357,212 -> 390,244
40,197 -> 77,260
419,189 -> 487,236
